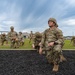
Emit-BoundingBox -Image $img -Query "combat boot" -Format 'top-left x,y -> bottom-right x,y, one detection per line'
52,64 -> 59,72
60,55 -> 67,62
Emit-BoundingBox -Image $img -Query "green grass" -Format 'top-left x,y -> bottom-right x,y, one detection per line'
0,39 -> 33,50
0,39 -> 75,50
63,40 -> 75,49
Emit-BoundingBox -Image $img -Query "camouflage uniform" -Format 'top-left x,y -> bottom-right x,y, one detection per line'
8,26 -> 19,48
29,31 -> 34,43
33,32 -> 42,52
40,18 -> 64,72
1,33 -> 8,45
18,32 -> 24,46
71,36 -> 75,46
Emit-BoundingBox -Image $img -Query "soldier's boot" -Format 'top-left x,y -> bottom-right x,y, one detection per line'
60,55 -> 67,62
52,64 -> 59,72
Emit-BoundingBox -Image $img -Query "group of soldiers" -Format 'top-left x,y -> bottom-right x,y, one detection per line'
31,18 -> 67,72
0,26 -> 24,48
1,17 -> 74,72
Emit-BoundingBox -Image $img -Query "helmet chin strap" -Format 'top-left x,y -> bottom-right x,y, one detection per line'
49,25 -> 55,28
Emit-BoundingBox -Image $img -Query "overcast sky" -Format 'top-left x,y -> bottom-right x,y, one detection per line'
0,0 -> 75,36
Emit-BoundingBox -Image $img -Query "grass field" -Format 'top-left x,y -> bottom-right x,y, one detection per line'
0,39 -> 75,50
0,39 -> 33,50
63,39 -> 75,49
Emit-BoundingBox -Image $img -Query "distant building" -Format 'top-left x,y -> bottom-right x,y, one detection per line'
22,32 -> 29,38
0,31 -> 8,34
64,36 -> 72,40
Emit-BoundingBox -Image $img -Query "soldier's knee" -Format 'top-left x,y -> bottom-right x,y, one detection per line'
53,45 -> 62,52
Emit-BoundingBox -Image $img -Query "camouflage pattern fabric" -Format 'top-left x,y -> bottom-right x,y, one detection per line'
29,31 -> 34,43
33,32 -> 42,51
1,34 -> 8,45
18,33 -> 24,46
41,27 -> 64,64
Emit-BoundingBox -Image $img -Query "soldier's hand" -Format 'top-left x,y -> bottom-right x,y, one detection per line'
32,44 -> 35,49
39,47 -> 42,55
15,38 -> 18,41
48,42 -> 54,46
39,42 -> 41,46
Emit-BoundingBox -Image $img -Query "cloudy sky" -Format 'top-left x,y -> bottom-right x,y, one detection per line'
0,0 -> 75,36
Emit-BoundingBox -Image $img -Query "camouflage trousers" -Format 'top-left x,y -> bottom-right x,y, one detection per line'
45,45 -> 62,64
1,39 -> 8,45
18,40 -> 24,46
10,40 -> 19,48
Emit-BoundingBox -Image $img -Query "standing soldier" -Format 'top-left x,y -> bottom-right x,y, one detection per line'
39,18 -> 65,72
32,32 -> 42,52
29,31 -> 34,43
8,26 -> 19,48
0,33 -> 8,45
18,32 -> 24,46
71,36 -> 75,46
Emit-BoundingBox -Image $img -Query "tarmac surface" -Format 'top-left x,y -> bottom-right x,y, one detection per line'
0,50 -> 75,75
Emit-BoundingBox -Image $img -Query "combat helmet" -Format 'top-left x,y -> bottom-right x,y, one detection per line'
19,32 -> 22,34
48,18 -> 58,27
35,32 -> 42,38
10,26 -> 14,29
2,33 -> 5,36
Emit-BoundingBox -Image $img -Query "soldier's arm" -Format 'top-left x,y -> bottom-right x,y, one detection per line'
32,37 -> 36,48
33,36 -> 36,45
15,32 -> 18,36
8,32 -> 12,40
55,30 -> 64,45
40,31 -> 46,48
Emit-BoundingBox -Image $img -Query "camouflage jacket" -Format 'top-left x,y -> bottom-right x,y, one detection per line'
8,31 -> 18,40
18,34 -> 24,42
41,27 -> 64,48
33,32 -> 42,46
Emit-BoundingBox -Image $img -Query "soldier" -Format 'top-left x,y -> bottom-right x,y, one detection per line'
39,18 -> 64,72
71,36 -> 75,46
8,26 -> 19,48
29,31 -> 34,43
0,33 -> 8,45
32,32 -> 42,52
18,32 -> 24,46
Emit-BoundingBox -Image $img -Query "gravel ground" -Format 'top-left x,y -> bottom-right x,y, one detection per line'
0,50 -> 75,75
